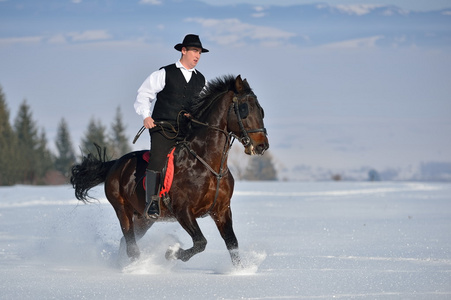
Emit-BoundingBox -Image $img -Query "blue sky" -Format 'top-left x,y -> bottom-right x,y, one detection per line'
1,0 -> 450,180
203,0 -> 451,11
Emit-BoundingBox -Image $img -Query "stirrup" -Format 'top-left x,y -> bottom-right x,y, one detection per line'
145,196 -> 160,219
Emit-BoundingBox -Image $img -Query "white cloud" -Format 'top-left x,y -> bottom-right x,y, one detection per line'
252,6 -> 266,17
334,4 -> 384,16
71,0 -> 82,3
382,7 -> 410,16
330,4 -> 409,16
0,36 -> 43,46
322,35 -> 384,49
185,18 -> 295,47
0,31 -> 113,47
47,34 -> 67,44
139,0 -> 162,5
67,30 -> 112,42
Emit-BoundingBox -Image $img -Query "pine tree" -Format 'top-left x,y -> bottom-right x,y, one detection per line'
0,86 -> 19,185
109,106 -> 131,158
14,100 -> 39,184
81,117 -> 110,157
54,118 -> 76,177
35,129 -> 55,183
242,151 -> 278,181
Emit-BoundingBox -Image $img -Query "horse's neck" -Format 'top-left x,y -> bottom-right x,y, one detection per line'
190,95 -> 231,163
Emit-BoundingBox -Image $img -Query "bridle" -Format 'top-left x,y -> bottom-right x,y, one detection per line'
230,94 -> 267,148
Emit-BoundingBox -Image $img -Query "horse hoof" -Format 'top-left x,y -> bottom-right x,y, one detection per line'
232,258 -> 243,269
127,244 -> 141,261
230,249 -> 242,268
165,243 -> 181,260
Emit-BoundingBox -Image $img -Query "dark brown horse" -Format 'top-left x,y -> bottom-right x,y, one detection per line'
70,75 -> 268,266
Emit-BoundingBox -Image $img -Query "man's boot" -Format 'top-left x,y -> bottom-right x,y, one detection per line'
145,170 -> 161,218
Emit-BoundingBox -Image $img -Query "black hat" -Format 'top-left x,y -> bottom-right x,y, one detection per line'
174,34 -> 209,53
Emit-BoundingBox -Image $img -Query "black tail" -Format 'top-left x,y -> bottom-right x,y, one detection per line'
70,144 -> 116,202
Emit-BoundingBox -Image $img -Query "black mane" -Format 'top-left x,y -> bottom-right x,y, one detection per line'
189,75 -> 252,121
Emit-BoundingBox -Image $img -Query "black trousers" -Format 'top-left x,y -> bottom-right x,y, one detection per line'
147,129 -> 177,172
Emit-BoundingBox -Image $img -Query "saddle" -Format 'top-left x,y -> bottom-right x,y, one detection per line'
142,147 -> 176,199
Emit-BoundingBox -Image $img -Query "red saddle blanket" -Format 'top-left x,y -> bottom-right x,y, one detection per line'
142,148 -> 175,197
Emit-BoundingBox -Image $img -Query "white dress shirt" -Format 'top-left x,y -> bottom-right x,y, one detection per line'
134,60 -> 199,120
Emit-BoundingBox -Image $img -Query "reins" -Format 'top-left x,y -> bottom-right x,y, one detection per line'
132,111 -> 188,144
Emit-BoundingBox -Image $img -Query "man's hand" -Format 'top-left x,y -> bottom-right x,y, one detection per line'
144,116 -> 156,129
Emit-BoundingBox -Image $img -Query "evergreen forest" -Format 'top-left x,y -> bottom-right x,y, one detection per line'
0,85 -> 131,185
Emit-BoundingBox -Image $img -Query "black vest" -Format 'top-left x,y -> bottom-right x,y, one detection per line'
152,63 -> 205,122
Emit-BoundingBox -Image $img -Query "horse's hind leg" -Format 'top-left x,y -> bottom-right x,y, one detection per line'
116,206 -> 140,260
166,213 -> 207,262
212,207 -> 241,267
120,216 -> 154,254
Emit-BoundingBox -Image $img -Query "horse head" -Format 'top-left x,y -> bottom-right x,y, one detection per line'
228,75 -> 269,155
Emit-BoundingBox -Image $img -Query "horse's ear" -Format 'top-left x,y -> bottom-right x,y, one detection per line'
243,78 -> 250,89
235,75 -> 244,94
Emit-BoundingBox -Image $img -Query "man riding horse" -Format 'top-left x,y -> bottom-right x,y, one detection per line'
134,34 -> 209,218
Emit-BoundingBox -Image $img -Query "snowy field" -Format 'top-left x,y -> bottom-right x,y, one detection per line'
0,182 -> 450,299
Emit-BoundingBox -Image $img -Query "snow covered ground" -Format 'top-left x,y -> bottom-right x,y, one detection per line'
0,182 -> 450,299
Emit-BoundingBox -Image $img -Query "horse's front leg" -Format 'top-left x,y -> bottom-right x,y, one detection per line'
134,216 -> 155,241
212,207 -> 241,267
166,212 -> 207,262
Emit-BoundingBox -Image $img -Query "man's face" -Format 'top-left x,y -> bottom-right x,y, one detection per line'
180,47 -> 202,69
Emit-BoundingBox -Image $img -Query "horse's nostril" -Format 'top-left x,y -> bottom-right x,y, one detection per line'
256,143 -> 268,154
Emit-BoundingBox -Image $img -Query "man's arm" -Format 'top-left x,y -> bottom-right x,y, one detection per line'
134,68 -> 166,127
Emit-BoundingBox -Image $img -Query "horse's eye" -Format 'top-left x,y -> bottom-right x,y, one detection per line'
238,103 -> 249,119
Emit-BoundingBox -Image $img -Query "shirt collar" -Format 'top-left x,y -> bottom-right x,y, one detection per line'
176,60 -> 197,73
